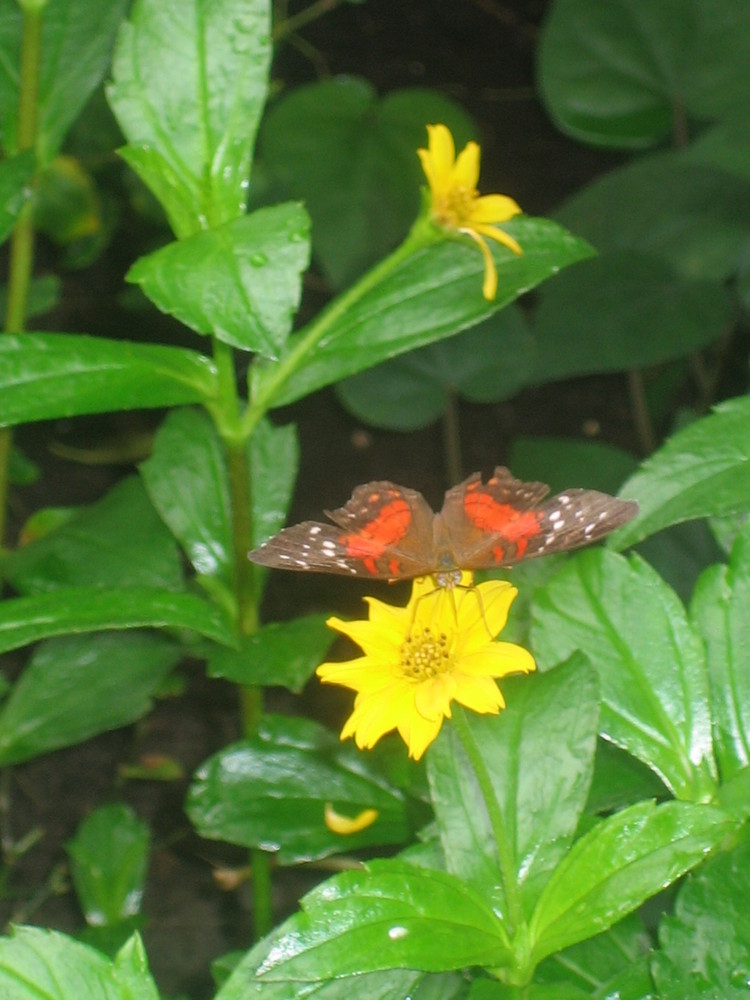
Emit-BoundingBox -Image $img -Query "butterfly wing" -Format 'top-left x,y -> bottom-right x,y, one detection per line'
440,466 -> 638,568
248,481 -> 438,578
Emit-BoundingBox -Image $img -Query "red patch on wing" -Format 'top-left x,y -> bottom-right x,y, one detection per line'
339,496 -> 412,576
463,488 -> 543,560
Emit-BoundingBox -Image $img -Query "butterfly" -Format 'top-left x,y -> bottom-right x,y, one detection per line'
248,466 -> 638,585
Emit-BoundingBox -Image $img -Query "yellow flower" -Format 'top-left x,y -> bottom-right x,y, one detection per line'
317,573 -> 535,761
418,123 -> 522,300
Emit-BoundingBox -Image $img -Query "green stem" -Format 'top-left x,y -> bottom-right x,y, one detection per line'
0,6 -> 43,547
242,219 -> 436,436
211,337 -> 273,937
451,705 -> 524,935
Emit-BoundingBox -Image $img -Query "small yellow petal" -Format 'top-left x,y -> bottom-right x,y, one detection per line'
452,673 -> 505,714
324,802 -> 379,835
473,222 -> 523,256
469,193 -> 521,224
461,228 -> 498,300
452,140 -> 481,190
399,710 -> 443,761
414,672 -> 457,721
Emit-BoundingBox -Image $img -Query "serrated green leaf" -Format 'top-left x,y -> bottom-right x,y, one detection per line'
611,395 -> 750,550
67,805 -> 149,928
207,614 -> 333,692
0,333 -> 217,428
0,151 -> 35,245
1,477 -> 183,595
187,715 -> 416,864
253,860 -> 510,981
0,587 -> 235,655
260,217 -> 592,407
538,0 -> 689,149
108,0 -> 271,235
336,306 -> 532,430
531,550 -> 717,799
652,838 -> 750,999
555,152 -> 750,282
0,925 -> 123,999
530,800 -> 734,965
532,253 -> 732,382
0,2 -> 128,161
127,204 -> 310,357
427,658 -> 599,919
260,77 -> 477,288
140,408 -> 233,585
690,528 -> 750,781
0,631 -> 179,766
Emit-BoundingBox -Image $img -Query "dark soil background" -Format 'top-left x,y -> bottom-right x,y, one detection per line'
2,2 -> 644,997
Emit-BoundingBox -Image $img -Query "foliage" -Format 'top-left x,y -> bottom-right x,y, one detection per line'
0,0 -> 748,997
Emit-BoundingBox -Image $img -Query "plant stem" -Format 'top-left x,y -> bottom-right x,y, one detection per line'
450,705 -> 524,936
0,6 -> 43,547
242,221 -> 436,435
212,337 -> 273,937
626,369 -> 656,455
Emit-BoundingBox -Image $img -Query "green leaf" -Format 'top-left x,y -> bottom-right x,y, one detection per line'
108,0 -> 271,236
532,253 -> 732,382
207,614 -> 333,692
335,306 -> 532,430
529,799 -> 734,965
0,631 -> 179,766
0,333 -> 217,428
67,804 -> 149,928
186,715 -> 417,864
0,587 -> 235,655
127,204 -> 310,357
427,658 -> 599,919
2,477 -> 183,595
249,417 -> 299,547
251,860 -> 510,981
262,217 -> 593,407
683,0 -> 750,120
0,275 -> 61,325
531,550 -> 717,799
690,529 -> 750,782
0,925 -> 134,999
587,739 -> 667,815
611,395 -> 750,550
508,437 -> 639,496
556,152 -> 750,281
111,936 -> 160,1000
0,1 -> 128,161
0,151 -> 35,245
685,114 -> 750,184
259,77 -> 477,288
538,0 -> 689,149
535,913 -> 653,1000
652,837 -> 750,999
140,408 -> 233,585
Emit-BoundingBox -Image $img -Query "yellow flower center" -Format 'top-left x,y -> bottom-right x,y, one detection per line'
435,186 -> 477,228
400,625 -> 452,682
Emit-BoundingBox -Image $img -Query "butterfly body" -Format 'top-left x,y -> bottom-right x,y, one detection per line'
248,467 -> 638,581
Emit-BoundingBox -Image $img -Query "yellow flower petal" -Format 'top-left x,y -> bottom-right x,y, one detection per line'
398,709 -> 443,761
473,222 -> 523,256
469,193 -> 521,224
462,227 -> 498,300
452,140 -> 481,190
324,802 -> 378,835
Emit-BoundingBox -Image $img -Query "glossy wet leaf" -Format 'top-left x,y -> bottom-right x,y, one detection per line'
127,204 -> 310,357
187,715 -> 416,864
262,218 -> 592,407
259,76 -> 476,288
555,152 -> 750,281
532,252 -> 732,382
0,631 -> 179,767
108,0 -> 270,236
690,528 -> 750,781
67,805 -> 149,928
0,926 -> 157,999
531,550 -> 717,800
529,799 -> 734,965
251,860 -> 510,981
0,333 -> 217,428
249,417 -> 299,548
610,395 -> 750,550
207,615 -> 333,692
0,587 -> 235,655
652,837 -> 750,998
335,306 -> 532,430
140,408 -> 233,585
427,657 -> 599,919
0,1 -> 128,162
1,477 -> 183,595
